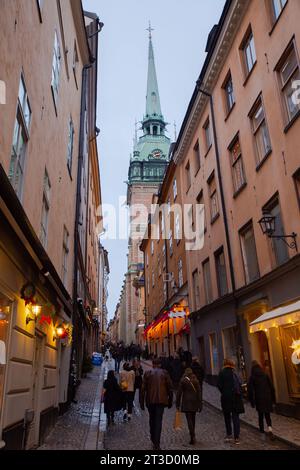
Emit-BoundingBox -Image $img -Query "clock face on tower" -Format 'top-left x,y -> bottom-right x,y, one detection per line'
152,149 -> 162,159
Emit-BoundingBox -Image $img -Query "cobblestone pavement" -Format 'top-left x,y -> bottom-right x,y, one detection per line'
104,400 -> 293,451
38,365 -> 104,450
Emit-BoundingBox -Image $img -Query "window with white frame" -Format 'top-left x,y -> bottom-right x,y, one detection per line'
175,212 -> 181,241
276,41 -> 300,124
229,137 -> 246,194
240,222 -> 260,283
223,72 -> 235,114
208,173 -> 219,221
192,270 -> 200,311
67,116 -> 74,173
62,226 -> 69,286
40,170 -> 51,248
51,30 -> 61,106
178,259 -> 183,288
9,75 -> 31,199
249,96 -> 272,166
185,161 -> 191,190
193,140 -> 201,174
173,178 -> 177,200
241,27 -> 256,76
271,0 -> 287,22
169,230 -> 173,256
203,118 -> 212,151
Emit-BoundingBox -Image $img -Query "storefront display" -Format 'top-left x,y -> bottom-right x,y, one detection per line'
0,293 -> 11,420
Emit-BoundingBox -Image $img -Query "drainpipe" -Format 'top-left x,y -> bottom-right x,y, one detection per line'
196,83 -> 246,380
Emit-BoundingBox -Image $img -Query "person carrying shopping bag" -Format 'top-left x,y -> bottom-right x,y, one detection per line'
176,368 -> 202,445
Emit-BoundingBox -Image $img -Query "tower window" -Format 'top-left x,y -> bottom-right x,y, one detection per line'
153,126 -> 158,135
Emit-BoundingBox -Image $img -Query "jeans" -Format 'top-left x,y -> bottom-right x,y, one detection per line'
123,391 -> 134,415
147,404 -> 165,449
185,412 -> 196,439
115,359 -> 121,373
223,411 -> 240,439
258,412 -> 272,433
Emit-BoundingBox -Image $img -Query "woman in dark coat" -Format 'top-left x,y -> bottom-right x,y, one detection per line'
248,361 -> 276,438
176,368 -> 202,445
217,358 -> 245,445
103,370 -> 123,425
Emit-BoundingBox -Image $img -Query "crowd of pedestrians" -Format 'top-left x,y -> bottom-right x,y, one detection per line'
101,342 -> 277,450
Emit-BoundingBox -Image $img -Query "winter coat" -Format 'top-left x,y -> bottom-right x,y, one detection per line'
103,377 -> 123,413
170,358 -> 184,385
191,361 -> 205,385
248,365 -> 276,413
140,368 -> 173,408
176,370 -> 202,413
217,367 -> 245,414
119,369 -> 135,392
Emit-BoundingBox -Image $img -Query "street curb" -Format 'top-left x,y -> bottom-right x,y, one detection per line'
204,400 -> 300,450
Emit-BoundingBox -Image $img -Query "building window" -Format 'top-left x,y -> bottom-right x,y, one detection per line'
209,333 -> 219,375
73,41 -> 79,88
152,271 -> 155,287
275,41 -> 300,124
193,140 -> 201,174
163,280 -> 167,302
240,27 -> 256,78
215,248 -> 228,297
208,173 -> 219,222
151,240 -> 154,255
62,226 -> 69,286
249,96 -> 272,166
229,136 -> 246,195
162,244 -> 166,270
263,197 -> 289,266
197,190 -> 206,233
203,118 -> 212,151
240,222 -> 260,283
9,75 -> 31,199
192,270 -> 200,311
40,170 -> 51,248
203,259 -> 213,304
185,161 -> 191,191
293,168 -> 300,209
271,0 -> 288,22
0,294 -> 11,422
173,178 -> 177,200
223,72 -> 235,114
169,230 -> 173,256
67,116 -> 74,173
178,259 -> 183,288
175,212 -> 181,241
222,326 -> 238,361
51,30 -> 61,106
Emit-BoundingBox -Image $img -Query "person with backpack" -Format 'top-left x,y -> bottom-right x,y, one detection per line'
176,368 -> 202,445
248,360 -> 276,440
217,358 -> 245,445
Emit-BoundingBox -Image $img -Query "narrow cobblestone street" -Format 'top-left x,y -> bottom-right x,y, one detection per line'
38,361 -> 296,451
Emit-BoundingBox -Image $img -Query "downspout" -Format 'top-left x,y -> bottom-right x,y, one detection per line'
197,84 -> 246,380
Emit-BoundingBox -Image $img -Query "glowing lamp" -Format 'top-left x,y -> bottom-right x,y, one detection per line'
26,304 -> 42,325
53,325 -> 67,341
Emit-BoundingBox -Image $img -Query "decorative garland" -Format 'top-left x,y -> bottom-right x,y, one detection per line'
20,282 -> 36,306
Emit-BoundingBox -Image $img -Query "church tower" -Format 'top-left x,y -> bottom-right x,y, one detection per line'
125,26 -> 171,345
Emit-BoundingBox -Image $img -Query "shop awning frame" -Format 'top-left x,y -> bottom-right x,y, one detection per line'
250,300 -> 300,333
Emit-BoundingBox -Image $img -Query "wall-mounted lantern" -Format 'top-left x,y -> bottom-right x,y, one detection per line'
258,210 -> 298,252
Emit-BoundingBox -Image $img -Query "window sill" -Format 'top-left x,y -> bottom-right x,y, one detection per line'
186,185 -> 191,195
269,2 -> 288,36
194,167 -> 201,178
210,213 -> 220,225
67,165 -> 73,181
255,149 -> 272,172
233,182 -> 247,199
204,144 -> 212,159
284,109 -> 300,134
224,102 -> 236,122
243,61 -> 257,87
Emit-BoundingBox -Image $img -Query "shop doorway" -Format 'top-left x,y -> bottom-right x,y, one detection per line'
31,334 -> 44,447
256,331 -> 273,381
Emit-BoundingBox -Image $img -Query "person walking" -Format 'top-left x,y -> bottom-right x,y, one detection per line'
132,359 -> 143,403
102,370 -> 123,426
176,368 -> 202,445
140,358 -> 173,451
248,360 -> 276,440
169,353 -> 184,390
217,358 -> 245,445
119,362 -> 135,421
191,356 -> 205,387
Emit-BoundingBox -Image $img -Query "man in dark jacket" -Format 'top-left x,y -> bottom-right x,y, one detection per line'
140,358 -> 173,450
248,361 -> 276,439
217,358 -> 244,445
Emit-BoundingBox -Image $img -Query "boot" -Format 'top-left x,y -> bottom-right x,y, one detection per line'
189,434 -> 196,445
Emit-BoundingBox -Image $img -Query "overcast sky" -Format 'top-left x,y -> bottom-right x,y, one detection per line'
83,0 -> 224,320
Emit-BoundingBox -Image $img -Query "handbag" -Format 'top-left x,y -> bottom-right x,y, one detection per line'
173,409 -> 183,431
120,380 -> 128,391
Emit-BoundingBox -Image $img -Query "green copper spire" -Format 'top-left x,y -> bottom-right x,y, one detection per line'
145,23 -> 163,121
128,24 -> 170,185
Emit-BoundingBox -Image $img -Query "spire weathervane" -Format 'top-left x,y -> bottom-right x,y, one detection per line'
147,21 -> 154,39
